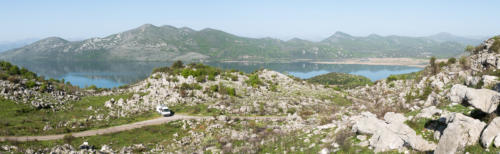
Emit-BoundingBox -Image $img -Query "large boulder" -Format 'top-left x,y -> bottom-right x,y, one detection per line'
483,75 -> 499,88
351,112 -> 436,152
435,113 -> 487,154
449,84 -> 500,113
481,117 -> 500,148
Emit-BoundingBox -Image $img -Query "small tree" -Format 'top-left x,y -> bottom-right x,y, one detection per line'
447,57 -> 456,64
465,45 -> 475,53
171,60 -> 184,69
430,57 -> 439,75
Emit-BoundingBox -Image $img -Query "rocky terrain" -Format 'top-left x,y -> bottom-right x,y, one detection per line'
1,37 -> 499,153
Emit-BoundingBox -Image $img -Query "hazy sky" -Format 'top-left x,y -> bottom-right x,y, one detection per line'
1,0 -> 499,42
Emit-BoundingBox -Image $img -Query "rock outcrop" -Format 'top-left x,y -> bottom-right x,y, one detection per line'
481,117 -> 500,148
449,84 -> 500,113
435,113 -> 486,154
352,112 -> 436,152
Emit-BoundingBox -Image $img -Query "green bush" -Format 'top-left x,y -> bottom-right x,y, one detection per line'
171,60 -> 184,69
25,80 -> 36,88
491,37 -> 500,53
245,74 -> 263,88
448,57 -> 456,64
180,83 -> 202,91
387,75 -> 398,82
459,56 -> 469,69
307,72 -> 372,89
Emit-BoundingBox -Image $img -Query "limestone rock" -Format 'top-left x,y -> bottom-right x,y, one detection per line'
351,112 -> 436,152
384,112 -> 407,124
416,106 -> 442,119
483,75 -> 499,88
449,84 -> 500,113
435,113 -> 486,154
481,117 -> 500,148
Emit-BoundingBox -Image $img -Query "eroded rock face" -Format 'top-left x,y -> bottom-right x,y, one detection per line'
481,117 -> 500,148
449,84 -> 500,113
351,112 -> 436,152
435,113 -> 486,154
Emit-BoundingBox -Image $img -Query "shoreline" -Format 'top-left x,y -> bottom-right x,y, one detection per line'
311,58 -> 430,68
222,58 -> 439,68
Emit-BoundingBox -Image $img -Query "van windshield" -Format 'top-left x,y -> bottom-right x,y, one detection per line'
162,109 -> 170,112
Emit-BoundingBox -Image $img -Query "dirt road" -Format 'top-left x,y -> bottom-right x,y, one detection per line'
0,115 -> 286,142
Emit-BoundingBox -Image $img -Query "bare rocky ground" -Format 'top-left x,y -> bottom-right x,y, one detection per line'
1,37 -> 500,153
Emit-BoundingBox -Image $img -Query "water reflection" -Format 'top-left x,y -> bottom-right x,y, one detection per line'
9,60 -> 422,88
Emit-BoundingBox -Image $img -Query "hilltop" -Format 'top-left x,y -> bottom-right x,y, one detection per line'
0,24 -> 472,62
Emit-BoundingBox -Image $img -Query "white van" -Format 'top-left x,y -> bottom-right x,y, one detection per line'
156,105 -> 174,117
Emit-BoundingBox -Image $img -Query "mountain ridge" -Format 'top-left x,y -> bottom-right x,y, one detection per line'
0,24 -> 479,62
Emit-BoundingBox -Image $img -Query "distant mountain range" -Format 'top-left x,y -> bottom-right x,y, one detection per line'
0,24 -> 486,62
0,38 -> 39,53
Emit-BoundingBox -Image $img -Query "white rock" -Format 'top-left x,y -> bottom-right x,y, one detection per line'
351,112 -> 436,152
495,136 -> 500,148
481,117 -> 500,148
416,106 -> 442,119
435,113 -> 487,154
384,112 -> 407,124
449,84 -> 500,113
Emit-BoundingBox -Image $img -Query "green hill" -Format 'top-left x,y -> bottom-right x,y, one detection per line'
0,24 -> 469,62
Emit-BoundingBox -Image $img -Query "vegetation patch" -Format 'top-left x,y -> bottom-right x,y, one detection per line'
307,72 -> 372,89
0,93 -> 158,136
169,103 -> 223,116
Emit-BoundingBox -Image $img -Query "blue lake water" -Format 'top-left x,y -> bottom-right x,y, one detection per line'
9,60 -> 422,88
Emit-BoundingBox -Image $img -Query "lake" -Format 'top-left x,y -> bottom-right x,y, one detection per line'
9,60 -> 422,88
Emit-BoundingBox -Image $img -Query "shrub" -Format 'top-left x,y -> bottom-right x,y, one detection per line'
0,73 -> 8,80
196,75 -> 206,83
389,82 -> 395,88
387,75 -> 398,82
208,74 -> 216,81
8,65 -> 20,75
63,134 -> 75,144
438,61 -> 447,67
152,67 -> 171,74
87,85 -> 97,90
459,56 -> 469,69
491,37 -> 500,53
25,80 -> 36,88
40,83 -> 48,92
7,76 -> 19,83
465,45 -> 475,53
245,74 -> 263,88
180,83 -> 202,91
171,60 -> 184,69
306,72 -> 372,89
430,57 -> 439,75
447,57 -> 456,64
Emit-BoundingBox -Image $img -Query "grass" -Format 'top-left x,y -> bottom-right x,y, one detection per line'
0,120 -> 188,151
0,93 -> 159,136
404,118 -> 437,143
465,144 -> 500,153
169,103 -> 223,116
317,93 -> 352,106
441,104 -> 473,116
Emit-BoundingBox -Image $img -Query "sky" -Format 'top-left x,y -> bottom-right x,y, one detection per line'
1,0 -> 499,42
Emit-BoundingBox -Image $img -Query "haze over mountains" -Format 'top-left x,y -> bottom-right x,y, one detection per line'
0,24 -> 485,62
